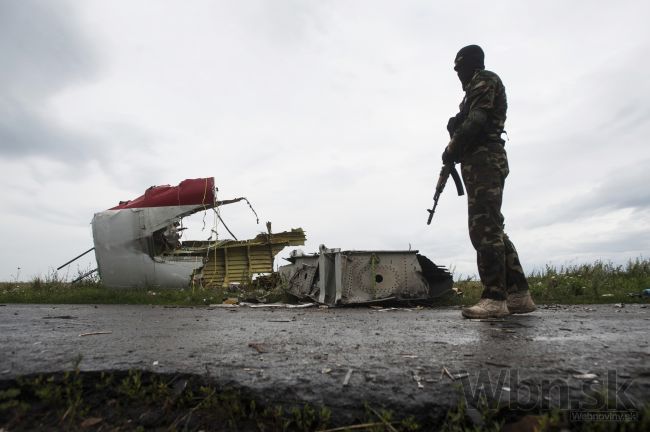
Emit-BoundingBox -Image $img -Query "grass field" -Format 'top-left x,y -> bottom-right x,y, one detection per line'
1,258 -> 648,306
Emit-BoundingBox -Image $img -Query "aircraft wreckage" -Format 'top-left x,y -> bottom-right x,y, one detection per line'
91,177 -> 304,289
279,247 -> 452,305
86,177 -> 452,304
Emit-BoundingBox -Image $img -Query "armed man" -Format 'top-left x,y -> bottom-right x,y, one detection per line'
441,44 -> 536,319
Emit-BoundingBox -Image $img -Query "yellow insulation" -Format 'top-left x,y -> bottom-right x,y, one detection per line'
200,228 -> 305,288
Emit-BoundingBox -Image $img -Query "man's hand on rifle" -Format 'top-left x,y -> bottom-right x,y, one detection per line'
441,146 -> 456,165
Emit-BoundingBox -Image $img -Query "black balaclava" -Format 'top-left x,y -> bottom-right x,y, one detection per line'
454,45 -> 485,87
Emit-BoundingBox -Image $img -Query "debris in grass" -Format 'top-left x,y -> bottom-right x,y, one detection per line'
79,331 -> 112,337
441,366 -> 468,381
343,368 -> 353,386
223,298 -> 238,305
401,354 -> 418,359
573,373 -> 598,380
412,371 -> 424,389
321,368 -> 332,374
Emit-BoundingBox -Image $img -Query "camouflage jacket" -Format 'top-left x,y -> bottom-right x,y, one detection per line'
449,69 -> 507,160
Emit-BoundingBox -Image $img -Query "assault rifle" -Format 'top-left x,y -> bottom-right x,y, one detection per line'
426,108 -> 469,225
426,163 -> 464,225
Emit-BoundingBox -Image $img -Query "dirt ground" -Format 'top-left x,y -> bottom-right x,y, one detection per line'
1,303 -> 649,426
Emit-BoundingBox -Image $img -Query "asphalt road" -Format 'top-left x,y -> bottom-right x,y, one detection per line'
1,303 -> 649,423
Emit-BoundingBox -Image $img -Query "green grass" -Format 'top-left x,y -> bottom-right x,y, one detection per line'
0,268 -> 285,305
445,257 -> 650,306
527,258 -> 650,304
1,258 -> 649,306
2,369 -> 648,431
0,280 -> 225,306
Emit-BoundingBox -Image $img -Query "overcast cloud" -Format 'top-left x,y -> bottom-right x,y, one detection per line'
2,0 -> 649,281
0,2 -> 97,159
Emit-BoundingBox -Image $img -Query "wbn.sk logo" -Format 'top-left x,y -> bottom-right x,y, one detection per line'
456,369 -> 636,412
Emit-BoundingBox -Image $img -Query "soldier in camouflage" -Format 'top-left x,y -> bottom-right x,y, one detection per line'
443,45 -> 536,319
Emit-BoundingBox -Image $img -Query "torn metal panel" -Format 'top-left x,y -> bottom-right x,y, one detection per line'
318,245 -> 343,305
280,245 -> 452,305
91,177 -> 305,289
278,250 -> 320,301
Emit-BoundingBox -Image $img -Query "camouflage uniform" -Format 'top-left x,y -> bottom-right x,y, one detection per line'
451,69 -> 529,301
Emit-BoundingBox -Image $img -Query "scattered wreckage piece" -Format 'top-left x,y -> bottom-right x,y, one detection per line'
279,245 -> 453,306
91,177 -> 305,289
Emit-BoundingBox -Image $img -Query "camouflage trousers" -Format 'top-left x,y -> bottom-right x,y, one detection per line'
461,144 -> 529,301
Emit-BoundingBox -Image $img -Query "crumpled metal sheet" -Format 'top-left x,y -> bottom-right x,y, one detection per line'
280,245 -> 452,306
92,205 -> 208,289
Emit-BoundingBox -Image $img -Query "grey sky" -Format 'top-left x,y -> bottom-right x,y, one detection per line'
0,2 -> 95,159
2,0 -> 649,281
